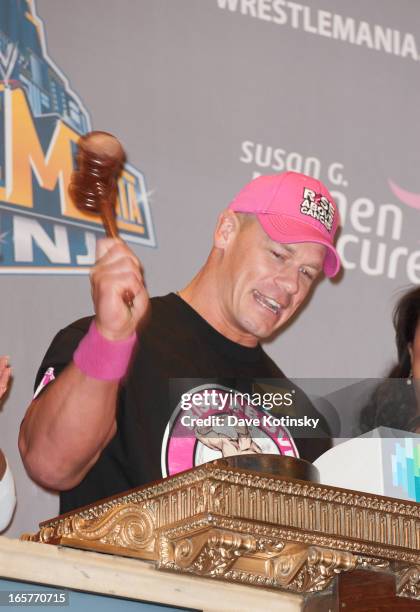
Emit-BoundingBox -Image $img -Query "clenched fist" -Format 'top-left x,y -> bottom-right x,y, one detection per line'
90,238 -> 150,340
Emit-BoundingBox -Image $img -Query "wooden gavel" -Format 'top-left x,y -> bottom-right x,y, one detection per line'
69,131 -> 134,307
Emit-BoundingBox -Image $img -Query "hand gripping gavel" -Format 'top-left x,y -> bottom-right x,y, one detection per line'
69,131 -> 134,307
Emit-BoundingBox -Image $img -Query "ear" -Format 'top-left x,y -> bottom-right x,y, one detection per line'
213,210 -> 240,249
408,343 -> 413,365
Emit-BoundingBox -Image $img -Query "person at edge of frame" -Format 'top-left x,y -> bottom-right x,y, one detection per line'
0,356 -> 16,531
360,286 -> 420,434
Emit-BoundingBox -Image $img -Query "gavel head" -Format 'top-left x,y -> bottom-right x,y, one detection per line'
69,131 -> 125,213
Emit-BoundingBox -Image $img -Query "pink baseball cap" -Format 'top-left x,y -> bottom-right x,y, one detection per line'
229,171 -> 341,277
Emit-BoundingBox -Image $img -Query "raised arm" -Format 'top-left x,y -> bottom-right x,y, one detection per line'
19,239 -> 149,490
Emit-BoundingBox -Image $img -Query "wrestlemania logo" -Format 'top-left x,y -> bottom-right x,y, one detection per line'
0,0 -> 155,274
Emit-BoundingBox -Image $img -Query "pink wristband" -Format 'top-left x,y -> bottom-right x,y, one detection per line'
73,320 -> 137,381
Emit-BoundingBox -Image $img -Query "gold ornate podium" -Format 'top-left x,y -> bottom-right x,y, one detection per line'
22,460 -> 420,609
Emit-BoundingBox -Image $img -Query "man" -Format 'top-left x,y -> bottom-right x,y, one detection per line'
19,171 -> 340,513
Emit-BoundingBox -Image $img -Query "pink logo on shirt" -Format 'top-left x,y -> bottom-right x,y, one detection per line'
33,367 -> 55,399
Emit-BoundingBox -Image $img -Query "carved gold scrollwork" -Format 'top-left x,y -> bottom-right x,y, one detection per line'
269,545 -> 357,592
268,543 -> 309,585
396,565 -> 420,600
39,527 -> 57,543
21,462 -> 420,600
172,529 -> 256,577
356,555 -> 390,569
174,535 -> 204,568
259,539 -> 285,554
19,533 -> 34,542
304,546 -> 357,591
70,504 -> 155,550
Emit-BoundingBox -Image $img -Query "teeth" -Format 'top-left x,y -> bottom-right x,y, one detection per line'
253,290 -> 281,315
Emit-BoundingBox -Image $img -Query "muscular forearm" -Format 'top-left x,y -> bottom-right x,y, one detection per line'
20,239 -> 148,491
19,363 -> 119,490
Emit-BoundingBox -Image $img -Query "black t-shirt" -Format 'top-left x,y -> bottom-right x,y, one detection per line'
34,293 -> 330,513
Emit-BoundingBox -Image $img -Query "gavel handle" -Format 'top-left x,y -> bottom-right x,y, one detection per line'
101,200 -> 135,309
101,199 -> 119,239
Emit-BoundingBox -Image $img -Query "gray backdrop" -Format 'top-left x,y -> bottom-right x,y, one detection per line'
1,0 -> 420,536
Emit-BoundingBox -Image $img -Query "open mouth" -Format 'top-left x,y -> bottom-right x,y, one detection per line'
252,290 -> 281,316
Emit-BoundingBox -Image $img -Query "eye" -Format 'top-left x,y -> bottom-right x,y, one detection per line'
299,266 -> 314,280
271,250 -> 285,260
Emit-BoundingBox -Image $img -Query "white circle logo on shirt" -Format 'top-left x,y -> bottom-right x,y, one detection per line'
161,384 -> 298,477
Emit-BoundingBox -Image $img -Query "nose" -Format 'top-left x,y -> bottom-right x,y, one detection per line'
274,267 -> 300,296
